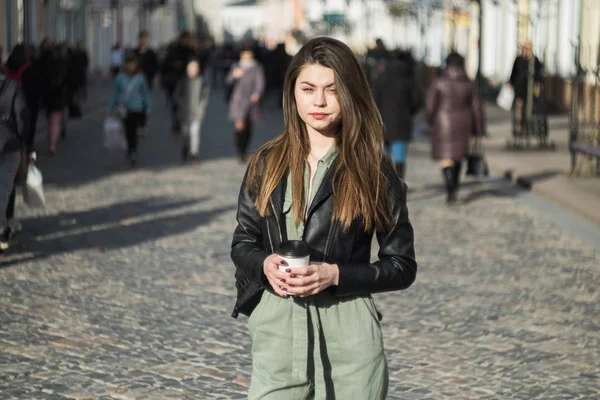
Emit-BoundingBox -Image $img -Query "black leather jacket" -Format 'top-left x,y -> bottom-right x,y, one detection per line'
230,157 -> 417,318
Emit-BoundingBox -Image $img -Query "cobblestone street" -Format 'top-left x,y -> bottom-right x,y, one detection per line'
1,82 -> 599,400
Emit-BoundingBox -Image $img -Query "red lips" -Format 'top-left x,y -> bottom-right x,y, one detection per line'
309,113 -> 328,120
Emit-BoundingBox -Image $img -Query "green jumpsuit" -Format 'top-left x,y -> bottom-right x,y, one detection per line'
247,147 -> 388,399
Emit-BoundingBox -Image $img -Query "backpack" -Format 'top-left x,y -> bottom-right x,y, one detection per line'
0,77 -> 22,153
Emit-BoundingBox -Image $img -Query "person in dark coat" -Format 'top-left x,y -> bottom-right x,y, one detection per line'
508,41 -> 543,137
426,52 -> 484,204
69,40 -> 89,117
134,31 -> 159,90
39,44 -> 68,154
3,44 -> 40,237
161,31 -> 197,134
373,50 -> 421,180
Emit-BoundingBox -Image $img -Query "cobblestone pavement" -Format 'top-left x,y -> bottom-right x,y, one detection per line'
1,82 -> 599,400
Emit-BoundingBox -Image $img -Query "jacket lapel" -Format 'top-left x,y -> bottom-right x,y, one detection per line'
307,157 -> 338,218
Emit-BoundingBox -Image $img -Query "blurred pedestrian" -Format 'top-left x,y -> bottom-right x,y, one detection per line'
508,41 -> 544,138
225,45 -> 265,162
4,44 -> 41,236
0,68 -> 30,252
109,43 -> 123,79
231,37 -> 416,399
426,52 -> 484,204
39,44 -> 68,154
134,31 -> 159,90
365,38 -> 390,85
107,54 -> 151,166
161,31 -> 197,135
373,50 -> 421,180
70,40 -> 89,116
173,58 -> 209,162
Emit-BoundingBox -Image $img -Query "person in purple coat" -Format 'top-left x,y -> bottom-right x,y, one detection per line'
225,45 -> 265,162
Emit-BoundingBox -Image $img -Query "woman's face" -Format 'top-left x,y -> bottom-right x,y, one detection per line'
187,61 -> 199,77
294,64 -> 341,137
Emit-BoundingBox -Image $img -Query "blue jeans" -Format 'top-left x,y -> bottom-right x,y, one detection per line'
386,140 -> 407,163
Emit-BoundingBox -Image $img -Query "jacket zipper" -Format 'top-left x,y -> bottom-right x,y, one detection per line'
270,198 -> 283,244
323,219 -> 336,260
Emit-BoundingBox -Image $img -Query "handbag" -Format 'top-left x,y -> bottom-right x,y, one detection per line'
103,116 -> 127,150
496,84 -> 515,112
23,163 -> 46,208
465,138 -> 489,178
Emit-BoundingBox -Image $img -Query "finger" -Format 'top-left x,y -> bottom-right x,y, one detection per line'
268,278 -> 288,297
294,284 -> 320,298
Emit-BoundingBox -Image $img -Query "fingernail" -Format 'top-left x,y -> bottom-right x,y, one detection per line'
290,274 -> 296,278
282,287 -> 287,291
285,269 -> 291,273
280,279 -> 286,283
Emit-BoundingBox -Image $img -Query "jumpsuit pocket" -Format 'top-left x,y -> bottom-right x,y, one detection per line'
247,291 -> 266,335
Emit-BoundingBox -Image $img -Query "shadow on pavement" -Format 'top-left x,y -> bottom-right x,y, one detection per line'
408,177 -> 528,204
1,196 -> 235,268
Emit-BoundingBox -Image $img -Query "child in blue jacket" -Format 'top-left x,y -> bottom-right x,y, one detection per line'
108,54 -> 151,165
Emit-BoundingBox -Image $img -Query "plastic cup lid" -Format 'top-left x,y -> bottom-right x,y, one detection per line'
277,240 -> 311,258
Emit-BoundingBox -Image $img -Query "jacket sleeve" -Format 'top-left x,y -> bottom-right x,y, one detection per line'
252,65 -> 266,97
509,57 -> 519,86
335,159 -> 417,296
225,63 -> 237,86
425,79 -> 438,123
231,170 -> 271,287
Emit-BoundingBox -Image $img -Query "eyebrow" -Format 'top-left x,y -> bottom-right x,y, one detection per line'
298,81 -> 335,87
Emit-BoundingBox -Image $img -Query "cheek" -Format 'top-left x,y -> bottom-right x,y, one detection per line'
294,91 -> 308,115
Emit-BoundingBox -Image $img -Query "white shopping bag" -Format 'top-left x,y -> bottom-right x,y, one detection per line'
496,84 -> 515,112
103,116 -> 127,150
23,163 -> 46,208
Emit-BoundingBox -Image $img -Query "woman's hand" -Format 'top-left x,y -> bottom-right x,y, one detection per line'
250,93 -> 260,104
263,254 -> 291,298
283,263 -> 339,297
232,67 -> 245,79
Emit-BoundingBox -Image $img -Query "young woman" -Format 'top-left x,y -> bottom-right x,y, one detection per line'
231,37 -> 417,399
426,52 -> 484,204
108,54 -> 151,166
225,45 -> 265,162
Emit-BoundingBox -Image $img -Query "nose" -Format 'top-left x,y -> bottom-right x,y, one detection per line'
313,89 -> 327,107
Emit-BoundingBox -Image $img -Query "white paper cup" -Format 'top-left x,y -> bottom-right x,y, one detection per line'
276,240 -> 311,272
277,254 -> 310,271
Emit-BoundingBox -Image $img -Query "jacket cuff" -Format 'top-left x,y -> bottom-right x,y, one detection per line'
334,263 -> 370,296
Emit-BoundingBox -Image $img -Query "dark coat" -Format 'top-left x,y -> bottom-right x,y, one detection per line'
230,156 -> 417,318
134,47 -> 159,84
509,55 -> 543,100
39,52 -> 68,112
373,60 -> 422,142
70,49 -> 89,89
426,66 -> 484,161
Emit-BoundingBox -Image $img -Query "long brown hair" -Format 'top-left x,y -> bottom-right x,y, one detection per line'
246,37 -> 391,232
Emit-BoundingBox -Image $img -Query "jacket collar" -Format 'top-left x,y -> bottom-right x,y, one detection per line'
270,156 -> 339,217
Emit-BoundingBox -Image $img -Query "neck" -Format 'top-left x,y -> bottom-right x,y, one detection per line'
307,127 -> 336,159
